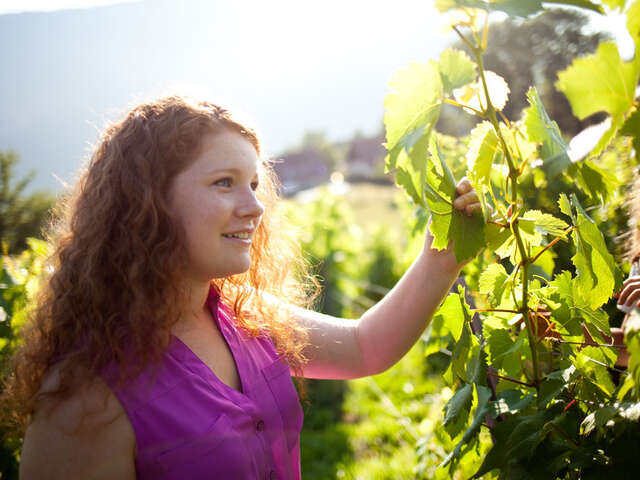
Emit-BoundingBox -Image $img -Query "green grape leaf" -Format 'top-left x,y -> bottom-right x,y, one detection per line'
441,385 -> 492,469
473,408 -> 554,478
454,71 -> 510,113
486,328 -> 513,370
538,365 -> 578,407
580,405 -> 619,436
517,215 -> 544,249
567,158 -> 620,203
556,41 -> 640,154
627,0 -> 640,41
443,382 -> 473,438
558,193 -> 573,220
422,319 -> 453,357
523,87 -> 571,178
451,322 -> 474,382
530,245 -> 556,278
395,167 -> 423,206
466,121 -> 501,185
467,342 -> 487,384
392,134 -> 431,206
620,107 -> 640,161
479,263 -> 509,304
488,389 -> 535,418
492,328 -> 526,373
426,142 -> 486,262
568,195 -> 623,309
439,48 -> 476,95
576,346 -> 617,397
549,271 -> 611,336
384,61 -> 443,176
522,210 -> 569,239
432,286 -> 472,342
485,223 -> 513,260
556,42 -> 639,119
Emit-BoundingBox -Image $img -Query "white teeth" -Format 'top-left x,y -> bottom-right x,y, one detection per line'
225,232 -> 250,239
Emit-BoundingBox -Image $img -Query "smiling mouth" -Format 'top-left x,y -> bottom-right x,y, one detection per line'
222,232 -> 250,239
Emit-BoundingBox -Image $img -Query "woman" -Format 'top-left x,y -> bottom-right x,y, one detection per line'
6,95 -> 480,479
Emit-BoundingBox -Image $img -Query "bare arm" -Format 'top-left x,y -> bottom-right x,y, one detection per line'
295,179 -> 479,380
20,374 -> 136,480
296,245 -> 462,379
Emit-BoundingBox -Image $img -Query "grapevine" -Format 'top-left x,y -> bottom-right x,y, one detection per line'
384,0 -> 640,477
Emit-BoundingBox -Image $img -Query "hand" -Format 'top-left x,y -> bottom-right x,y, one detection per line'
452,177 -> 482,217
615,275 -> 640,312
421,177 -> 482,271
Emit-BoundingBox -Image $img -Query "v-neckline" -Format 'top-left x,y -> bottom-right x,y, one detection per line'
171,288 -> 247,398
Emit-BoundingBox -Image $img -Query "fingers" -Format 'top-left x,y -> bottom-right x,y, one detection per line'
456,177 -> 473,195
453,177 -> 481,216
617,276 -> 640,307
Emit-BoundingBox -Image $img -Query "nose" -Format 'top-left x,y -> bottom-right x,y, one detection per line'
236,189 -> 265,220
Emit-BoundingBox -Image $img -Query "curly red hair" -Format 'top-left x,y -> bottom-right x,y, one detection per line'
2,95 -> 314,435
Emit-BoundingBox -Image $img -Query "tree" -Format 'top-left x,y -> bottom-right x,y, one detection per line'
0,152 -> 55,254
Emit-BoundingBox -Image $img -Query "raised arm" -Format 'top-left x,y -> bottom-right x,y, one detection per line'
295,179 -> 480,380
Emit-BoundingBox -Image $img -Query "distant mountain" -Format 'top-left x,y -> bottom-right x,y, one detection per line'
0,0 -> 446,193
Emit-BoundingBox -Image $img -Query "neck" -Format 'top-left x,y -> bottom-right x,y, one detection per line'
172,280 -> 214,335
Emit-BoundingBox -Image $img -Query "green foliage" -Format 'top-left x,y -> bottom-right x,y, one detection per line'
384,47 -> 485,263
0,152 -> 55,254
426,143 -> 486,261
560,194 -> 624,310
383,1 -> 640,477
556,1 -> 640,154
439,48 -> 477,95
1,238 -> 50,479
441,8 -> 612,138
523,88 -> 571,178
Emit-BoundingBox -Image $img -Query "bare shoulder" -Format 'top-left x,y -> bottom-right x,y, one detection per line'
20,366 -> 136,480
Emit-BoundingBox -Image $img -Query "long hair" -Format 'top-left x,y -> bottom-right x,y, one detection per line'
2,95 -> 314,435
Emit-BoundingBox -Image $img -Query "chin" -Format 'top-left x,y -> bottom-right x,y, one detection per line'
214,260 -> 252,278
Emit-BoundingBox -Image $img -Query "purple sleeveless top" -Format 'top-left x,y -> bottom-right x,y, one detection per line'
101,287 -> 303,479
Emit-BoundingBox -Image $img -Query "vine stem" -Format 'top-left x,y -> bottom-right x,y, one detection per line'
473,44 -> 541,392
444,98 -> 485,117
487,371 -> 535,388
472,308 -> 520,314
529,227 -> 575,264
487,220 -> 509,228
550,423 -> 581,447
548,339 -> 627,349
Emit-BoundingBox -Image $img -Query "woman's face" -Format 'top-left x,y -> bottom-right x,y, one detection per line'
168,130 -> 264,283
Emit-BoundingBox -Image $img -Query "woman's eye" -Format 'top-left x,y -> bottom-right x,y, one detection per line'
251,181 -> 259,191
214,178 -> 232,188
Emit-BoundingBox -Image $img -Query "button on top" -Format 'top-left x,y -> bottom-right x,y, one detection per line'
256,420 -> 265,432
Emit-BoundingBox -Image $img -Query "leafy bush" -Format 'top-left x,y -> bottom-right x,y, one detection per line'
383,0 -> 640,477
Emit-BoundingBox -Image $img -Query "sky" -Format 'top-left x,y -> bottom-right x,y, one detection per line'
0,0 -> 633,193
0,0 -> 139,14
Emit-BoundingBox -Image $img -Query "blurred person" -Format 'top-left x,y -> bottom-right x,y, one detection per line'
4,96 -> 481,479
612,174 -> 640,368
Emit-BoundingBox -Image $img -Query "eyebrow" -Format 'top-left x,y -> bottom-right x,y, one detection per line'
205,167 -> 258,177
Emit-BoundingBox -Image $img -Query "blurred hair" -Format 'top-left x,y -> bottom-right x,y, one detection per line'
624,171 -> 640,263
2,95 -> 315,435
